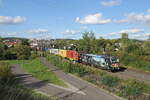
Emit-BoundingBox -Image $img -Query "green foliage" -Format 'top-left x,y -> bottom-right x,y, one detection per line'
100,75 -> 120,87
119,80 -> 144,97
15,44 -> 31,60
0,61 -> 55,100
0,77 -> 54,100
46,55 -> 88,77
30,51 -> 38,60
0,39 -> 31,60
121,54 -> 150,71
0,43 -> 5,60
46,54 -> 150,100
0,62 -> 11,81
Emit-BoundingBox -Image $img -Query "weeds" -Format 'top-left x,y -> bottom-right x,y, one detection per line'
46,54 -> 150,100
0,62 -> 56,100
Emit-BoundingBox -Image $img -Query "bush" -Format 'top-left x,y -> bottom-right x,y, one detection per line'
119,80 -> 144,98
30,51 -> 38,60
0,83 -> 53,100
100,75 -> 120,87
0,61 -> 55,100
121,54 -> 150,72
0,62 -> 12,80
46,54 -> 150,100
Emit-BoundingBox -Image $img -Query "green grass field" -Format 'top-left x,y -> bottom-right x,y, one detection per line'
21,58 -> 66,87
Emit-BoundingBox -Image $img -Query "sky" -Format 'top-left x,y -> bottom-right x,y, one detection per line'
0,0 -> 150,40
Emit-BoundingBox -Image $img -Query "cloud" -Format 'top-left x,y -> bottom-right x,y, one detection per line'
129,33 -> 150,40
109,28 -> 144,35
148,9 -> 150,13
117,9 -> 150,25
0,32 -> 17,37
0,16 -> 25,24
29,28 -> 49,33
75,13 -> 111,24
100,0 -> 122,7
61,29 -> 81,35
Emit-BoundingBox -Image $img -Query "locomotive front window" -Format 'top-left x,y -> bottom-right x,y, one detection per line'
111,57 -> 119,63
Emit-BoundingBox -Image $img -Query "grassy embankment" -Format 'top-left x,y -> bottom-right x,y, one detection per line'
20,58 -> 66,87
113,52 -> 150,73
0,62 -> 56,100
46,54 -> 150,100
121,54 -> 150,73
1,58 -> 66,87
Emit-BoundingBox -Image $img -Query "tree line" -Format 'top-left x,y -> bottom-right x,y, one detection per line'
54,32 -> 150,71
0,38 -> 31,60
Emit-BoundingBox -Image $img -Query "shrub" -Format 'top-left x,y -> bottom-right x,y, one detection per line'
121,54 -> 150,71
46,54 -> 150,99
119,80 -> 144,98
30,51 -> 38,60
0,61 -> 55,100
0,62 -> 12,80
100,75 -> 120,87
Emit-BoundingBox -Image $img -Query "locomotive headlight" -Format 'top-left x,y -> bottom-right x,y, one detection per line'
117,59 -> 119,62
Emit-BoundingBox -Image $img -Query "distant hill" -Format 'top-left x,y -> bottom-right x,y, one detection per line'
1,37 -> 29,41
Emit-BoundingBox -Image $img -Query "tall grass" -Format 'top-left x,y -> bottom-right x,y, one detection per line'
116,53 -> 150,72
46,54 -> 150,100
0,62 -> 55,100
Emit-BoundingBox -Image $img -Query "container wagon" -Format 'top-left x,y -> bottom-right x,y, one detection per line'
66,50 -> 80,61
58,49 -> 67,58
49,49 -> 59,55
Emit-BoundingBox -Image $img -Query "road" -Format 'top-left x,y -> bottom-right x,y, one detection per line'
12,58 -> 121,100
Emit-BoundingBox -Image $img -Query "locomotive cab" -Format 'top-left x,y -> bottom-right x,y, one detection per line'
109,56 -> 120,70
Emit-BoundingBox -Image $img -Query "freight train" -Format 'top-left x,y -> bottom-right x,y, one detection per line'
49,49 -> 120,71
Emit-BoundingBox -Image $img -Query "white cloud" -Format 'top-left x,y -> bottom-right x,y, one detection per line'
0,32 -> 17,37
61,29 -> 81,35
129,33 -> 150,40
148,9 -> 150,13
109,28 -> 144,35
29,28 -> 49,33
0,16 -> 25,24
144,33 -> 150,36
75,13 -> 111,24
117,9 -> 150,25
100,0 -> 122,7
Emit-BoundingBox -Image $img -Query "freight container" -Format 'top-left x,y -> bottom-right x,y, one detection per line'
49,49 -> 59,55
58,49 -> 67,58
66,50 -> 79,61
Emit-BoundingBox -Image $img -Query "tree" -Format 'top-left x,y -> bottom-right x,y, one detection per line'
21,39 -> 29,46
0,43 -> 5,60
77,32 -> 96,53
121,33 -> 129,52
15,44 -> 31,60
143,40 -> 150,55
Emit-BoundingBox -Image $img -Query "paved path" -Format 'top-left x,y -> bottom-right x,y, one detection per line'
39,57 -> 121,100
11,58 -> 121,100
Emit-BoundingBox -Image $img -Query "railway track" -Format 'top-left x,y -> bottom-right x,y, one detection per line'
107,67 -> 150,84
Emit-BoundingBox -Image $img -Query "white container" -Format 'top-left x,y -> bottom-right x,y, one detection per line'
50,49 -> 59,55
